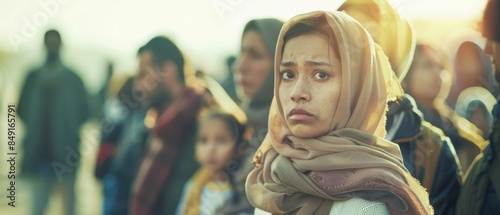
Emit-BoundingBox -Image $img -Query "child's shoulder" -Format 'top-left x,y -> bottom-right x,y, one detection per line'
206,180 -> 232,192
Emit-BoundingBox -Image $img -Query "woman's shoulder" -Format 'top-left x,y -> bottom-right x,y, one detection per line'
255,198 -> 390,215
331,197 -> 390,215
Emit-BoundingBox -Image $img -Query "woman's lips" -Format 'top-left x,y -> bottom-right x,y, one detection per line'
240,80 -> 252,89
288,108 -> 314,121
206,159 -> 218,167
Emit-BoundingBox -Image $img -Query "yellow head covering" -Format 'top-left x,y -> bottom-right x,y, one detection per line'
339,0 -> 416,80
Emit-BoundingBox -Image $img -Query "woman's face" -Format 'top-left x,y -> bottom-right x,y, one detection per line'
405,49 -> 443,102
468,106 -> 490,138
279,33 -> 342,139
196,118 -> 236,173
455,47 -> 485,87
236,30 -> 273,98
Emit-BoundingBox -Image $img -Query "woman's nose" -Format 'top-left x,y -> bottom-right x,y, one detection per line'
236,56 -> 249,75
290,77 -> 311,102
206,142 -> 217,154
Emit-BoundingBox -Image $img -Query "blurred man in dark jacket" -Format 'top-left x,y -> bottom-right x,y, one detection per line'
18,29 -> 90,215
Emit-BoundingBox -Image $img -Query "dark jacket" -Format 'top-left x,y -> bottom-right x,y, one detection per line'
457,99 -> 500,215
386,95 -> 462,215
97,77 -> 152,215
18,61 -> 90,176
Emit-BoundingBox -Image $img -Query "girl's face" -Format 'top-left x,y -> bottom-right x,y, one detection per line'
196,118 -> 236,173
236,30 -> 273,98
405,49 -> 443,102
278,33 -> 342,138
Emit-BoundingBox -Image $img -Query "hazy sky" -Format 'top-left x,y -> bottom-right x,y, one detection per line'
0,0 -> 490,94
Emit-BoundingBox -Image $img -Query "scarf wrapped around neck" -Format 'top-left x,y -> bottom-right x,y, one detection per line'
130,87 -> 204,215
246,11 -> 432,215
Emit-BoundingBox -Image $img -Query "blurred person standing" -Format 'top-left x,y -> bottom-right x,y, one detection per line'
455,86 -> 497,139
402,44 -> 487,171
17,29 -> 90,215
213,18 -> 284,215
448,41 -> 500,108
89,61 -> 115,120
457,0 -> 500,213
95,38 -> 169,215
236,19 -> 283,146
129,36 -> 204,215
340,0 -> 463,214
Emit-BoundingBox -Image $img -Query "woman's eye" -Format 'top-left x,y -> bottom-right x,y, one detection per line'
216,137 -> 228,143
313,71 -> 329,80
198,137 -> 207,144
250,52 -> 263,60
281,71 -> 295,80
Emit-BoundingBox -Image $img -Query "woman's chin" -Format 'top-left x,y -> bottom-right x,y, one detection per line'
241,88 -> 257,99
289,125 -> 325,139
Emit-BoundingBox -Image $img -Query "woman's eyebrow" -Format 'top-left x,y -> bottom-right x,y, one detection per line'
280,61 -> 295,66
305,60 -> 333,67
280,60 -> 333,67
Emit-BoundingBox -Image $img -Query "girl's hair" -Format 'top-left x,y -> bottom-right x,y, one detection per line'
283,15 -> 341,59
201,111 -> 246,148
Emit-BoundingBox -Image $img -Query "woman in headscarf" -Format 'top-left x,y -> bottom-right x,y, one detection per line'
215,18 -> 284,215
447,41 -> 500,108
246,11 -> 432,214
236,18 -> 284,144
402,44 -> 488,171
455,87 -> 497,138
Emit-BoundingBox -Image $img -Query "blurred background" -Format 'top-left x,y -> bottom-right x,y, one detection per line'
0,0 -> 491,214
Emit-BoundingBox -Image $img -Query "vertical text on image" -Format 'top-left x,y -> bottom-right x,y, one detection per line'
6,105 -> 17,207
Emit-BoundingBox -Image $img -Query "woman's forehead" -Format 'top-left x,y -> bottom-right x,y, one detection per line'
281,34 -> 337,60
242,31 -> 266,48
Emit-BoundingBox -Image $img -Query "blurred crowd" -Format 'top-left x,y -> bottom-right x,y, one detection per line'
12,0 -> 500,214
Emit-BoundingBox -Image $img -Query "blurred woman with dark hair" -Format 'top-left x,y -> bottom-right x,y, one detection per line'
402,44 -> 488,171
215,18 -> 283,215
447,41 -> 500,108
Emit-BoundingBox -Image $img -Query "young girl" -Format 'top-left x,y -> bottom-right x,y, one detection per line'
175,111 -> 247,215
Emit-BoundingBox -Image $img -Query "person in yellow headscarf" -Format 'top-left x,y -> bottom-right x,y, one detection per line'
246,11 -> 432,215
339,1 -> 464,214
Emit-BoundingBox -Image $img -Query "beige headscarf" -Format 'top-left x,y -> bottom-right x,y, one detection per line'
246,11 -> 432,215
